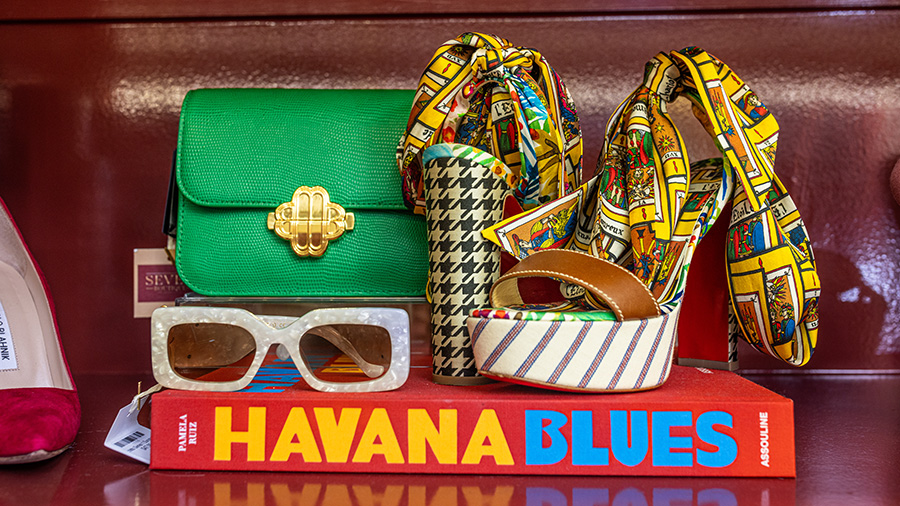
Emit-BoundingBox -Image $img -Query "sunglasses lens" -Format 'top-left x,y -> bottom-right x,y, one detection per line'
167,323 -> 256,382
299,324 -> 392,383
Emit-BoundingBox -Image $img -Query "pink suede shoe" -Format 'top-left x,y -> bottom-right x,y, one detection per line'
0,198 -> 80,464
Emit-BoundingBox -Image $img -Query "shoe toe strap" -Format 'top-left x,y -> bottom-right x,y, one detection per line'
489,249 -> 661,321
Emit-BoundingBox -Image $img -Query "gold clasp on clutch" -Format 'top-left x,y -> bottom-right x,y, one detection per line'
267,186 -> 355,257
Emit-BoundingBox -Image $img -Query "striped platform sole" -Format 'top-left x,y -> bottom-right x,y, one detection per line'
467,307 -> 681,393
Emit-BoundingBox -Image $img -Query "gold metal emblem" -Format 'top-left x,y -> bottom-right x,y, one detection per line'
267,186 -> 355,257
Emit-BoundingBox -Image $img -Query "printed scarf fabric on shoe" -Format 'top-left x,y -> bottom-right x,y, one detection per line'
397,32 -> 582,214
483,47 -> 820,366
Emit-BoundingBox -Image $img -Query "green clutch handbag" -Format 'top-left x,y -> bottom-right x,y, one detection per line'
172,88 -> 428,297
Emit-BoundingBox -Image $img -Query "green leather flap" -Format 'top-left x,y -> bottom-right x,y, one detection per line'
176,88 -> 415,210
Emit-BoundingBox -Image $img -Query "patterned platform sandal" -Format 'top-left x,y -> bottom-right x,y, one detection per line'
469,47 -> 820,392
397,32 -> 583,384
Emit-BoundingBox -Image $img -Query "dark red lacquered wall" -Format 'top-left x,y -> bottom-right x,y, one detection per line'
0,4 -> 898,374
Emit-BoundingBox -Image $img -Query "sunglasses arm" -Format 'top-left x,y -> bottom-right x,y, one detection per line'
308,326 -> 385,378
271,325 -> 385,378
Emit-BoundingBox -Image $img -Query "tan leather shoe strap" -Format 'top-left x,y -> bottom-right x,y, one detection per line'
489,250 -> 661,321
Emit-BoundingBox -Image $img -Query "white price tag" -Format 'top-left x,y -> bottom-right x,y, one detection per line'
104,388 -> 154,464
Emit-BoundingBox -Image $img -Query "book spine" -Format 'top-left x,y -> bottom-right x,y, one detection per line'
150,393 -> 794,477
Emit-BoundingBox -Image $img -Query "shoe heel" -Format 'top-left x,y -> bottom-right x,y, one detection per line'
675,202 -> 738,371
423,145 -> 509,385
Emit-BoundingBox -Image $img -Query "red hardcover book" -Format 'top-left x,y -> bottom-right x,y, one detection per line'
149,346 -> 794,477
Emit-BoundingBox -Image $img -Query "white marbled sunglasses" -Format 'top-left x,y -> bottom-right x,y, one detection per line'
150,306 -> 409,393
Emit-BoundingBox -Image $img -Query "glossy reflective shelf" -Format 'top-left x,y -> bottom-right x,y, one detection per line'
0,372 -> 898,505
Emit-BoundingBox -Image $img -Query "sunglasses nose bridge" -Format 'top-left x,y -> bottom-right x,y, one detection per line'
265,324 -> 307,356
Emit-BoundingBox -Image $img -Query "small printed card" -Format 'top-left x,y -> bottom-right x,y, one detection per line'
133,248 -> 188,318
